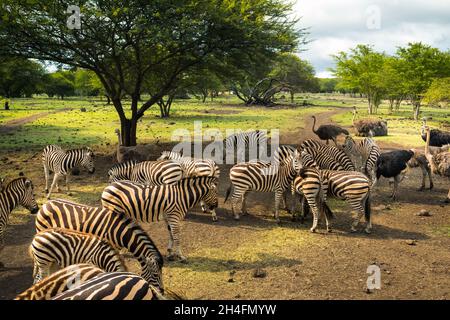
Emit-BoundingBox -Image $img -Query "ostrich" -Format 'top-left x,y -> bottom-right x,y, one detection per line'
424,126 -> 450,202
376,150 -> 414,200
311,116 -> 349,146
352,107 -> 388,137
421,118 -> 450,147
114,128 -> 152,163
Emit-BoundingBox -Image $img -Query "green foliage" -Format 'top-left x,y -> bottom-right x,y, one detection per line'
0,57 -> 45,98
43,71 -> 75,99
318,78 -> 339,93
423,77 -> 450,106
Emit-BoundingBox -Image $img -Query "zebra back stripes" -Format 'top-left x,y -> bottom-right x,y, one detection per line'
300,139 -> 355,171
301,147 -> 344,170
224,130 -> 268,162
108,160 -> 138,182
52,272 -> 164,300
158,151 -> 220,179
0,177 -> 39,255
35,199 -> 164,293
15,264 -> 104,300
101,177 -> 219,261
130,160 -> 184,185
30,228 -> 126,283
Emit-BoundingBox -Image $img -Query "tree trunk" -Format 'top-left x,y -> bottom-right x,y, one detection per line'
4,101 -> 9,110
413,103 -> 421,121
120,118 -> 137,146
290,91 -> 294,103
106,95 -> 111,105
388,99 -> 394,114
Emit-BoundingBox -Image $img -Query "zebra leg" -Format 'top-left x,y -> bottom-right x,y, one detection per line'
166,219 -> 186,262
274,190 -> 283,224
281,191 -> 291,213
308,201 -> 320,233
350,204 -> 365,233
43,165 -> 50,193
65,174 -> 72,196
0,234 -> 4,269
242,192 -> 249,215
165,221 -> 174,255
47,173 -> 62,199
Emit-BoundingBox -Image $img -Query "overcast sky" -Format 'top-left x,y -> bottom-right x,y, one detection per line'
293,0 -> 450,78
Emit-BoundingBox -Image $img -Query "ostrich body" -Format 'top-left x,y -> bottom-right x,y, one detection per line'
311,116 -> 349,146
420,119 -> 450,147
352,107 -> 388,137
424,126 -> 450,202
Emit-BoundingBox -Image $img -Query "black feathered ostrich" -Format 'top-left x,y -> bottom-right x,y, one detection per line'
311,116 -> 349,146
421,118 -> 450,147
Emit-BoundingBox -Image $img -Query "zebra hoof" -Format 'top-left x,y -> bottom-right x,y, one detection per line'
327,228 -> 333,233
364,228 -> 372,234
212,217 -> 218,222
309,228 -> 316,233
350,228 -> 357,233
233,216 -> 240,221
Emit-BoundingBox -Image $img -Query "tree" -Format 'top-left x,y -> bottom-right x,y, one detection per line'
74,69 -> 101,97
270,53 -> 318,102
396,43 -> 450,120
0,57 -> 45,98
423,77 -> 450,107
381,57 -> 406,113
44,70 -> 75,99
332,45 -> 386,114
0,0 -> 301,146
318,78 -> 339,93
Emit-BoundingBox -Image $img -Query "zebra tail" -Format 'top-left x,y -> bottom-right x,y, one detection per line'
224,184 -> 233,203
364,193 -> 371,221
323,202 -> 334,220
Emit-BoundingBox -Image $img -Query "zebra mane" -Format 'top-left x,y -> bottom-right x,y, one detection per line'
3,177 -> 30,190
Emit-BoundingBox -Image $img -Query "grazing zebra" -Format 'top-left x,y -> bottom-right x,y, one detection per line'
42,145 -> 95,199
300,170 -> 372,233
107,160 -> 138,182
35,199 -> 164,293
341,136 -> 380,184
300,139 -> 355,171
301,147 -> 345,170
101,177 -> 219,261
0,177 -> 39,268
224,149 -> 301,223
15,264 -> 104,300
291,167 -> 328,232
30,228 -> 126,283
224,130 -> 268,162
52,272 -> 165,300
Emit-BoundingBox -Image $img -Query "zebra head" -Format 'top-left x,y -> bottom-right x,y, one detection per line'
14,178 -> 39,214
81,148 -> 95,174
342,135 -> 357,156
291,149 -> 302,174
142,256 -> 164,295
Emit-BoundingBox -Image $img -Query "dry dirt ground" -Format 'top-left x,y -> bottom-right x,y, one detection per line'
0,107 -> 449,300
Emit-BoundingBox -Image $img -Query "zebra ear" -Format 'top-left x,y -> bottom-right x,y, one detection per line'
25,180 -> 32,188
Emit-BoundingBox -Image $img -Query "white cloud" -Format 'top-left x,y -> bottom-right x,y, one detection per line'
293,0 -> 450,77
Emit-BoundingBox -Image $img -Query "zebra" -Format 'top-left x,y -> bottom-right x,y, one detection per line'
30,228 -> 126,283
158,151 -> 220,179
341,135 -> 380,185
35,199 -> 164,294
301,147 -> 345,171
129,160 -> 185,185
42,145 -> 95,199
298,169 -> 372,234
224,148 -> 301,223
101,176 -> 219,261
52,272 -> 166,300
15,264 -> 104,300
107,160 -> 138,182
291,167 -> 329,232
300,139 -> 355,171
0,177 -> 39,268
224,130 -> 268,162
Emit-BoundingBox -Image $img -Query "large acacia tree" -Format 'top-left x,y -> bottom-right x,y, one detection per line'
0,0 -> 301,145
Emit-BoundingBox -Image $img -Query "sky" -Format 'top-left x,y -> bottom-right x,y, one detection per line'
293,0 -> 450,78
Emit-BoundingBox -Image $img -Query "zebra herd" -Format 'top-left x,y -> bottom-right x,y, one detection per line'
0,127 -> 435,300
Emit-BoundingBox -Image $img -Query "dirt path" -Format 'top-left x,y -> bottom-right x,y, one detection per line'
0,105 -> 449,300
0,108 -> 72,134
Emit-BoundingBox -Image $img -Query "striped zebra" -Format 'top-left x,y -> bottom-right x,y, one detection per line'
301,147 -> 345,170
224,130 -> 268,162
101,176 -> 219,261
291,167 -> 329,232
107,160 -> 138,183
42,145 -> 95,199
158,151 -> 220,179
341,136 -> 380,185
30,228 -> 126,283
224,149 -> 301,223
35,199 -> 164,293
15,264 -> 104,300
0,177 -> 39,267
300,139 -> 355,171
52,272 -> 165,300
299,170 -> 372,233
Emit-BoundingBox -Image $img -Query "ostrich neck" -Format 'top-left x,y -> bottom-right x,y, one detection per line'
352,111 -> 357,126
312,117 -> 317,133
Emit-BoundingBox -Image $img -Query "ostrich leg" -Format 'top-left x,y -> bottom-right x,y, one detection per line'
390,175 -> 401,200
